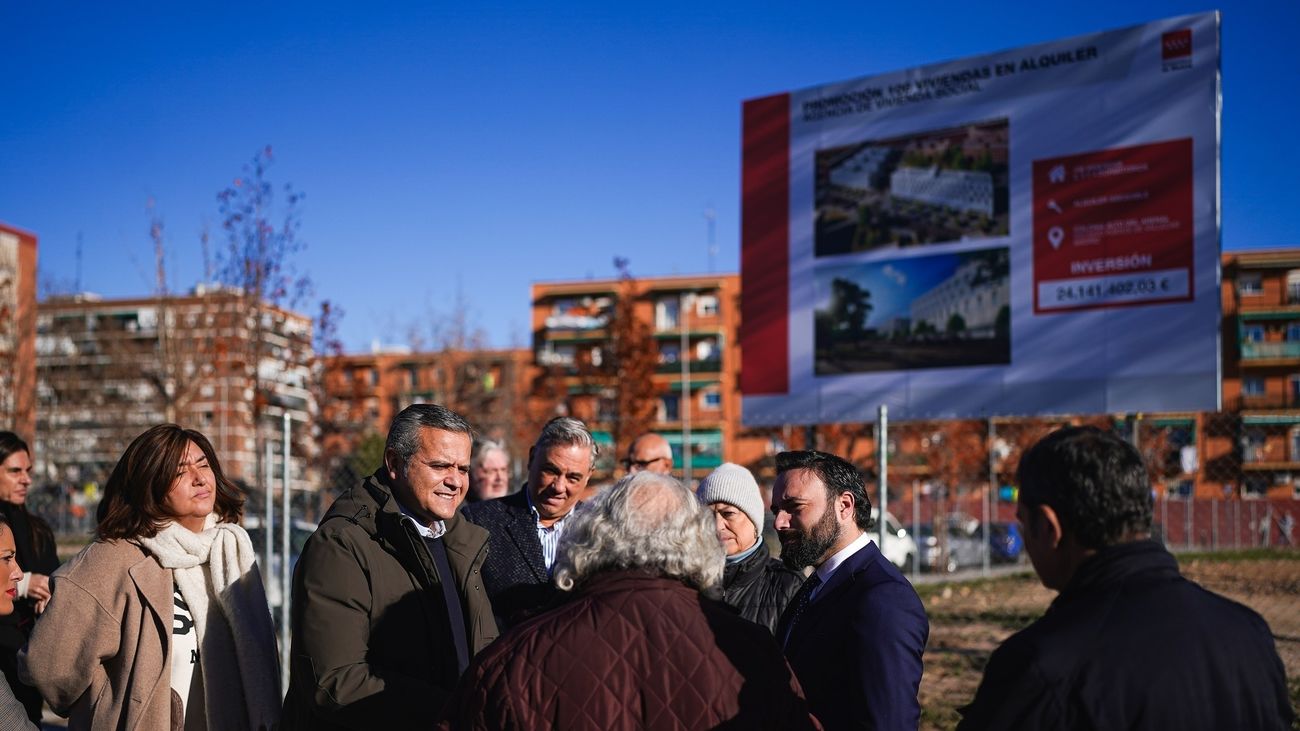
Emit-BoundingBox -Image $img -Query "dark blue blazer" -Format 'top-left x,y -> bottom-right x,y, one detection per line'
459,490 -> 554,628
776,539 -> 929,731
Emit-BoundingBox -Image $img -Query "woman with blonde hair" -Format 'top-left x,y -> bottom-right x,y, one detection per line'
697,462 -> 803,634
21,424 -> 279,730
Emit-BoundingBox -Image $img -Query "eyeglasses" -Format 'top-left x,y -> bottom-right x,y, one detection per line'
622,456 -> 667,470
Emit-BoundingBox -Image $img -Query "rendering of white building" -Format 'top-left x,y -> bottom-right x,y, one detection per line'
890,165 -> 994,216
829,146 -> 892,190
910,259 -> 1008,337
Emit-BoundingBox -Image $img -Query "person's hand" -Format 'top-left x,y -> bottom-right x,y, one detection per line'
26,574 -> 51,603
34,598 -> 48,615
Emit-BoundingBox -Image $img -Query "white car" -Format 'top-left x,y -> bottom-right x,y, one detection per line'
871,508 -> 918,573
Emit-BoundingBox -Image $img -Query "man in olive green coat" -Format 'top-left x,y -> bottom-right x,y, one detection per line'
282,404 -> 497,729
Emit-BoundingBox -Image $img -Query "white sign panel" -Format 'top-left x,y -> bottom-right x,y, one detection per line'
740,13 -> 1220,424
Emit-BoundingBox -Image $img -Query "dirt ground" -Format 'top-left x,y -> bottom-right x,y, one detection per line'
917,550 -> 1300,730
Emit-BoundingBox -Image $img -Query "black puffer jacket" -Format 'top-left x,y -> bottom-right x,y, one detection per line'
721,540 -> 803,634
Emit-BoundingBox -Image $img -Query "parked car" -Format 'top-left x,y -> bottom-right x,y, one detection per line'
909,523 -> 985,573
871,508 -> 919,573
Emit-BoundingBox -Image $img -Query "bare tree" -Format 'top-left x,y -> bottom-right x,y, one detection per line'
310,299 -> 351,507
142,200 -> 222,424
406,290 -> 526,453
213,146 -> 312,484
606,265 -> 659,461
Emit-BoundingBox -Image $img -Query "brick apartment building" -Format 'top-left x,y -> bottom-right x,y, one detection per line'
0,223 -> 37,442
1208,248 -> 1300,498
319,346 -> 534,478
34,288 -> 315,490
531,273 -> 768,482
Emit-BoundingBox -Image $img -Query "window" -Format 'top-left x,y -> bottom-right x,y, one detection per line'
1238,273 -> 1263,296
1288,271 -> 1300,304
702,390 -> 722,410
1242,475 -> 1269,497
1243,377 -> 1265,396
660,394 -> 680,422
540,345 -> 576,366
695,294 -> 719,317
1242,325 -> 1265,343
1241,428 -> 1266,463
658,342 -> 680,364
655,298 -> 680,330
1287,323 -> 1300,342
695,338 -> 719,361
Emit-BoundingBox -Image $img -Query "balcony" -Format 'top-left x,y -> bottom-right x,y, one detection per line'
543,313 -> 610,332
1240,341 -> 1300,362
1235,393 -> 1300,411
655,359 -> 722,374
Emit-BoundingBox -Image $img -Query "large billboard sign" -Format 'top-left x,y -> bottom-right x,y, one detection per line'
741,13 -> 1220,425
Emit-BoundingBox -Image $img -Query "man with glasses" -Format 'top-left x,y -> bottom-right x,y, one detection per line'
623,432 -> 674,476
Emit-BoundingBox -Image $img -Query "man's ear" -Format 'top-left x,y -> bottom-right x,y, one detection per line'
836,491 -> 856,522
527,445 -> 536,471
1034,503 -> 1065,550
383,448 -> 401,480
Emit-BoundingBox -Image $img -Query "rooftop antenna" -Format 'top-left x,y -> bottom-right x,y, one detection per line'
704,204 -> 717,273
75,231 -> 84,291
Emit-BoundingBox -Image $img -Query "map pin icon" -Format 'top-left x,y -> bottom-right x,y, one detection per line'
1048,226 -> 1064,249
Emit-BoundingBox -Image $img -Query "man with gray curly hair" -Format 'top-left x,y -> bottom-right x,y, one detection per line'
440,472 -> 820,730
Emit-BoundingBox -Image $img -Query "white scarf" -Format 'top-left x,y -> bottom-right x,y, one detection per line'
136,515 -> 280,730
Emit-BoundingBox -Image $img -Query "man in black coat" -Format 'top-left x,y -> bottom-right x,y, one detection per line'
461,417 -> 595,628
958,426 -> 1294,730
772,450 -> 929,731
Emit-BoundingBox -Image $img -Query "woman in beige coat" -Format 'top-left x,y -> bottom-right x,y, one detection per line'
20,424 -> 280,731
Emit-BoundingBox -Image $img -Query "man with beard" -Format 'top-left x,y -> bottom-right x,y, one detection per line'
461,417 -> 595,628
772,450 -> 928,731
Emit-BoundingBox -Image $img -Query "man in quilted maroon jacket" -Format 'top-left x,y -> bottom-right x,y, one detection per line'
439,471 -> 822,731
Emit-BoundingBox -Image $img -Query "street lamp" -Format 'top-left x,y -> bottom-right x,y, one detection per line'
679,291 -> 694,486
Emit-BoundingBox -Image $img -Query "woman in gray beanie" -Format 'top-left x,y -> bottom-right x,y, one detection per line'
696,463 -> 803,634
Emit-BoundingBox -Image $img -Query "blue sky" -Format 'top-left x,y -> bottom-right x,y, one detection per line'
3,2 -> 1295,351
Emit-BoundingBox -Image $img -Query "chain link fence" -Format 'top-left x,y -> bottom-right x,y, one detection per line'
35,410 -> 1300,549
736,411 -> 1299,589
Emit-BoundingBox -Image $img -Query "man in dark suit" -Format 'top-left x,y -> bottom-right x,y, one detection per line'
772,450 -> 928,731
461,417 -> 595,628
957,427 -> 1292,730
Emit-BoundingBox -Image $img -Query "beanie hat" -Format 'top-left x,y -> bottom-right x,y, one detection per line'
696,463 -> 766,535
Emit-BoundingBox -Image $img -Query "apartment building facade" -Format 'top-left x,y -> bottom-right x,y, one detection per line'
0,223 -> 37,441
1211,248 -> 1300,498
532,273 -> 768,482
34,288 -> 315,490
319,346 -> 534,477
